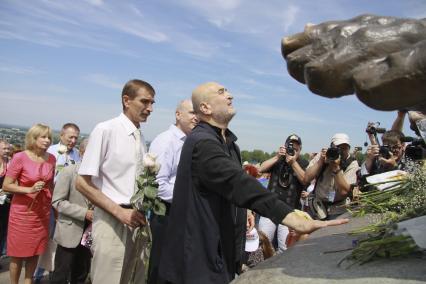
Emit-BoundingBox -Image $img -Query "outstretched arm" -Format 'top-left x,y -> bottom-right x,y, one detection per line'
282,211 -> 348,234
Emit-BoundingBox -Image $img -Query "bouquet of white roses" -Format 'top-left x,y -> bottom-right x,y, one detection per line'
130,153 -> 166,216
127,153 -> 165,284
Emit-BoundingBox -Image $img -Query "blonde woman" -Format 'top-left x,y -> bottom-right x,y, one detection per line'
3,123 -> 56,284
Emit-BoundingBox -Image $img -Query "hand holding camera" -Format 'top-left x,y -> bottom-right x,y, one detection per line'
366,144 -> 379,160
377,146 -> 398,168
277,146 -> 286,158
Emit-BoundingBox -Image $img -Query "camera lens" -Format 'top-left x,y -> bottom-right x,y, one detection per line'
326,147 -> 340,161
379,145 -> 391,159
286,142 -> 295,156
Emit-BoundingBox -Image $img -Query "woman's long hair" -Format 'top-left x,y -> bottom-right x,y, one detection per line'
257,230 -> 275,259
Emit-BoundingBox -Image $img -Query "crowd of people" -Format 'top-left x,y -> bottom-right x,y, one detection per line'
0,78 -> 424,284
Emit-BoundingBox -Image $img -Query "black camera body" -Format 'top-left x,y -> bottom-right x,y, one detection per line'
286,142 -> 295,156
405,145 -> 426,160
402,136 -> 426,161
326,146 -> 340,161
366,123 -> 386,135
379,145 -> 391,159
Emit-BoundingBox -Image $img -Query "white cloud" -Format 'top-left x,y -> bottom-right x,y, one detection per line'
282,5 -> 300,32
85,0 -> 104,7
0,64 -> 41,75
233,92 -> 255,100
0,90 -> 175,139
84,74 -> 123,90
247,104 -> 327,124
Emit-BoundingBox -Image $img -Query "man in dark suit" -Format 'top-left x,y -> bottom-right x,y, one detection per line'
159,82 -> 348,284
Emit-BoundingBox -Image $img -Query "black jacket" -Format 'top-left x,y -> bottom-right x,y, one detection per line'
159,122 -> 292,284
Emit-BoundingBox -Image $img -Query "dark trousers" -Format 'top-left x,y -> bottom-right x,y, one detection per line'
147,212 -> 170,284
0,203 -> 10,255
50,244 -> 92,284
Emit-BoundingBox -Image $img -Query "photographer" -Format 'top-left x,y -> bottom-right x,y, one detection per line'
304,133 -> 359,220
361,130 -> 406,175
258,134 -> 308,252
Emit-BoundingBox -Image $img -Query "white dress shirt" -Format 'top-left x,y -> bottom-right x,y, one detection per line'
78,113 -> 147,204
149,124 -> 186,202
48,144 -> 81,165
48,143 -> 81,182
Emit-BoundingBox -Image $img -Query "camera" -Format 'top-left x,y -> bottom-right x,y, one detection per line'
379,145 -> 391,159
286,142 -> 295,156
366,122 -> 386,135
402,136 -> 426,161
326,146 -> 340,161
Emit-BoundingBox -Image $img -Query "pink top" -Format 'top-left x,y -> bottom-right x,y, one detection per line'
6,151 -> 56,257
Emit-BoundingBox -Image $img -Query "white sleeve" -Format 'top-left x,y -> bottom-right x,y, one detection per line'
78,125 -> 108,177
149,137 -> 175,202
360,161 -> 370,176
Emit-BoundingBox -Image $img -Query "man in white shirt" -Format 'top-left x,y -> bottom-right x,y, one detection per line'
48,123 -> 81,178
76,79 -> 156,284
147,99 -> 198,284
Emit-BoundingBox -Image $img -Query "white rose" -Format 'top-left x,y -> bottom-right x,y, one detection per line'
58,144 -> 68,155
153,162 -> 161,175
143,153 -> 161,174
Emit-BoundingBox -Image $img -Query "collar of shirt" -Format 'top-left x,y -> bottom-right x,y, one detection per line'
198,121 -> 238,144
169,124 -> 186,142
119,112 -> 140,137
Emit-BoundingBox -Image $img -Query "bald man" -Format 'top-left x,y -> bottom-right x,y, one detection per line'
147,99 -> 198,284
159,82 -> 348,284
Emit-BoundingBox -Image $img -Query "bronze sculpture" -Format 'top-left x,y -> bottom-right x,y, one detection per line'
281,14 -> 426,112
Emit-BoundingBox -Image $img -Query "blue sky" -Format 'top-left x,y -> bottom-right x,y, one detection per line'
1,0 -> 425,153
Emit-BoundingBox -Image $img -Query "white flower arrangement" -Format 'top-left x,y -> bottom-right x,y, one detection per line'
57,144 -> 68,155
128,152 -> 165,284
130,153 -> 165,216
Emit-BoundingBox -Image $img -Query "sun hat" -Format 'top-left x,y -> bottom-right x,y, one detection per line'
245,228 -> 260,252
330,133 -> 350,146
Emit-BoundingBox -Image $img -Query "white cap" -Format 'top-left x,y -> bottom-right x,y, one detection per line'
245,228 -> 260,252
331,133 -> 350,146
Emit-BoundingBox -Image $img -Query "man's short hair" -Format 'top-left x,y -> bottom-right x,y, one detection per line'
121,79 -> 156,109
61,123 -> 80,133
382,130 -> 404,145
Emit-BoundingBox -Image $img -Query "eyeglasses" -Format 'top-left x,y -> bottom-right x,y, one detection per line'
217,88 -> 228,95
389,144 -> 402,151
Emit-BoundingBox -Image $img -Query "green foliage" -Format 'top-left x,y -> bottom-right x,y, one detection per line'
241,149 -> 272,163
355,152 -> 366,164
241,149 -> 311,164
344,161 -> 426,266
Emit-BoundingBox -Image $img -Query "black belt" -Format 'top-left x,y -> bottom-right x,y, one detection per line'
119,204 -> 132,209
120,203 -> 171,215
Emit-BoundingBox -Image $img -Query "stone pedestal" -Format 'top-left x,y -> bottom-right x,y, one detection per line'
233,214 -> 426,284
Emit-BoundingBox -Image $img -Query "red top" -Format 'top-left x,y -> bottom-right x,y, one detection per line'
6,151 -> 55,257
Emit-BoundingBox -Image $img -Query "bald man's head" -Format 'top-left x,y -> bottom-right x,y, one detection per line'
176,99 -> 198,135
191,82 -> 235,127
192,82 -> 222,115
